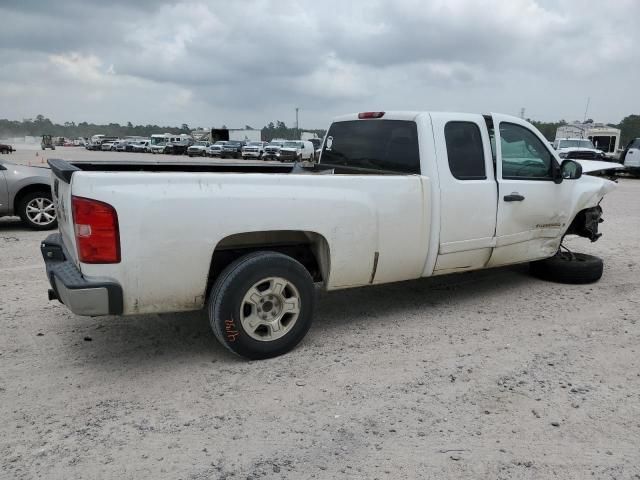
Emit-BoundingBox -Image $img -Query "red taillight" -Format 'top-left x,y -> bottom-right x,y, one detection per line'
72,196 -> 120,264
358,111 -> 385,119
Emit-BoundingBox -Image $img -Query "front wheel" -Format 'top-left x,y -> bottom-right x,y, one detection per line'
530,251 -> 603,284
208,251 -> 315,359
18,191 -> 58,230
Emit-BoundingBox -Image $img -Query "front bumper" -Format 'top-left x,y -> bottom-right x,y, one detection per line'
41,233 -> 123,316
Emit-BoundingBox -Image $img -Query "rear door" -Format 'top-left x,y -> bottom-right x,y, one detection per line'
430,113 -> 498,273
488,114 -> 575,267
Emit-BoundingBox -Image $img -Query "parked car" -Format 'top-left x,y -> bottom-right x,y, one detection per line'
221,140 -> 246,158
150,142 -> 168,154
241,141 -> 268,160
115,140 -> 130,152
554,138 -> 606,161
0,160 -> 57,229
40,110 -> 619,360
187,141 -> 211,157
262,140 -> 286,160
101,141 -> 117,151
620,138 -> 640,176
278,140 -> 315,162
0,143 -> 15,154
206,141 -> 227,157
165,139 -> 194,155
131,140 -> 150,153
41,135 -> 56,151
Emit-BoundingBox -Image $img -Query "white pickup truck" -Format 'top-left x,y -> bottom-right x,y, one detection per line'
41,111 -> 619,359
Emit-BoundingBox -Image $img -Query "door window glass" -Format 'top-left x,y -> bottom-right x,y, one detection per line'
444,121 -> 486,180
500,123 -> 553,179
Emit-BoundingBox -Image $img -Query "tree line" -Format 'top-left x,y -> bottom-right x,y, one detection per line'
0,115 -> 326,142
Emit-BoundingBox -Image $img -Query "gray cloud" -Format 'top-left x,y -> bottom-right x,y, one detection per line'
0,0 -> 638,128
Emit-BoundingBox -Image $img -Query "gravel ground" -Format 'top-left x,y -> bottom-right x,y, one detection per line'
1,148 -> 639,479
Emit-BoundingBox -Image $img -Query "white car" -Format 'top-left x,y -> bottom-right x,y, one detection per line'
242,141 -> 268,159
42,110 -> 618,360
150,143 -> 168,154
131,140 -> 150,152
100,141 -> 116,151
206,141 -> 228,157
278,140 -> 315,162
621,138 -> 640,176
554,138 -> 606,161
187,141 -> 211,157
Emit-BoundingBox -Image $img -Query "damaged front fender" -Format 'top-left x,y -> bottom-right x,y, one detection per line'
566,206 -> 603,242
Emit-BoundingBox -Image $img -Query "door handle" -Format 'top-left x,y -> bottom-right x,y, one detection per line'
504,193 -> 525,202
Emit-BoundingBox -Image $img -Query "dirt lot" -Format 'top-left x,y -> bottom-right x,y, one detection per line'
1,148 -> 639,479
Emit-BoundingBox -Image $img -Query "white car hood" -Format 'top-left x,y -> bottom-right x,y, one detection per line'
577,159 -> 623,173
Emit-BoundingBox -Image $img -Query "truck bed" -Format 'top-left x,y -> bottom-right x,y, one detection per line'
48,158 -> 408,182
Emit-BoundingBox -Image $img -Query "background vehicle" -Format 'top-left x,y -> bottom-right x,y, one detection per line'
41,135 -> 55,151
101,141 -> 117,151
555,123 -> 621,160
150,142 -> 168,154
221,140 -> 246,158
187,141 -> 211,157
242,141 -> 267,159
278,140 -> 315,162
165,138 -> 194,155
40,111 -> 618,360
0,143 -> 15,154
554,138 -> 606,160
0,160 -> 57,229
206,141 -> 227,157
263,140 -> 286,160
131,140 -> 150,152
620,138 -> 640,176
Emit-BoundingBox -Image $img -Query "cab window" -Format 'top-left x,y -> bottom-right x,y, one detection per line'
500,123 -> 553,180
444,121 -> 486,180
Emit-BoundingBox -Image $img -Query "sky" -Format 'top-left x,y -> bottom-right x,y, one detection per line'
0,0 -> 638,129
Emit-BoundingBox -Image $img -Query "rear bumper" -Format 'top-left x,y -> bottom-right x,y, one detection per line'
41,233 -> 123,316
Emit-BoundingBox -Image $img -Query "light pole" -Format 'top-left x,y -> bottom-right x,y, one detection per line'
295,107 -> 299,139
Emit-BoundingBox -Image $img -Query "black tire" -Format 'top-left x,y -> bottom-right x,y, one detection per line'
208,251 -> 315,360
18,191 -> 58,230
530,252 -> 603,284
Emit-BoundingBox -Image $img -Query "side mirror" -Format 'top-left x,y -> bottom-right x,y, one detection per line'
561,159 -> 582,180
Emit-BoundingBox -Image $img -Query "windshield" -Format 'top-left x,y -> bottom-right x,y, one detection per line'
283,141 -> 302,148
269,141 -> 284,147
248,142 -> 262,146
558,139 -> 595,149
150,137 -> 167,145
214,141 -> 227,146
195,141 -> 208,146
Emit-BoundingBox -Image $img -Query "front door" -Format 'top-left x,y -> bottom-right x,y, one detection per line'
488,114 -> 576,267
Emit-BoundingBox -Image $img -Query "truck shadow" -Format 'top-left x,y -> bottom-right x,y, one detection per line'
67,264 -> 534,370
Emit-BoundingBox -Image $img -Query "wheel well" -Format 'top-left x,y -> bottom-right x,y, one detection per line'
206,231 -> 330,294
13,184 -> 51,212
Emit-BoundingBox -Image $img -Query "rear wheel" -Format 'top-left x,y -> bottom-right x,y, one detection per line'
530,251 -> 603,284
208,251 -> 315,359
18,191 -> 58,230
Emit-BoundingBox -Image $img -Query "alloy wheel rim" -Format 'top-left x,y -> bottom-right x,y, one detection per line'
240,277 -> 301,342
26,198 -> 56,225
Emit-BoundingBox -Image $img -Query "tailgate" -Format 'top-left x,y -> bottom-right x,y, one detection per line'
48,159 -> 80,266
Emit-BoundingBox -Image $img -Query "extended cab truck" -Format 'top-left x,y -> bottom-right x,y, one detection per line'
41,111 -> 618,360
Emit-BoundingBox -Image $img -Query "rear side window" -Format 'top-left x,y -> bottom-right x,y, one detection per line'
444,122 -> 486,180
321,120 -> 420,174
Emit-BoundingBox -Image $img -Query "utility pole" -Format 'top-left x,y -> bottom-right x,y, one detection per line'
519,107 -> 525,119
295,107 -> 299,139
583,97 -> 590,122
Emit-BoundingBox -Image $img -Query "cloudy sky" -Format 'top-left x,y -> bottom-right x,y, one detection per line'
0,0 -> 638,129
